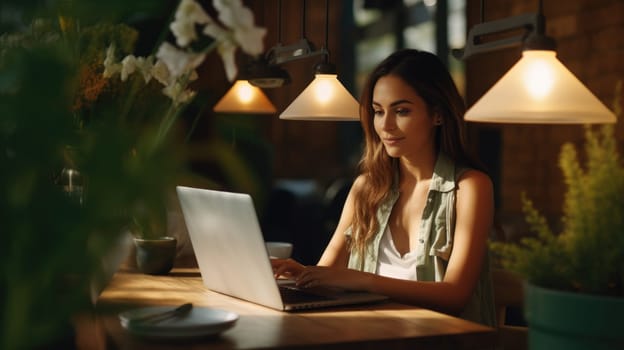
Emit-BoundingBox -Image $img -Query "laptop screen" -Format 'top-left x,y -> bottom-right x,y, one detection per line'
176,186 -> 284,310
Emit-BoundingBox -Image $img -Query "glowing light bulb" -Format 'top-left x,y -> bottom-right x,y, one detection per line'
314,76 -> 334,104
523,56 -> 555,100
236,81 -> 254,104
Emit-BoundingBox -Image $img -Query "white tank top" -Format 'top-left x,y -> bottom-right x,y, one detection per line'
375,226 -> 418,280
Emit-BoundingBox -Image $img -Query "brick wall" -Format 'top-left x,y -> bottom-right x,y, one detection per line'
466,0 -> 624,237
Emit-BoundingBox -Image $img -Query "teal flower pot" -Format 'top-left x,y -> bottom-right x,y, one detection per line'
525,283 -> 624,350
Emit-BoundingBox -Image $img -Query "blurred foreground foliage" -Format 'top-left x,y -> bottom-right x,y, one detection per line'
0,1 -> 189,348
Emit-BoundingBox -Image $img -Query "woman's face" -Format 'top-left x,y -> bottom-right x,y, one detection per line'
372,75 -> 437,160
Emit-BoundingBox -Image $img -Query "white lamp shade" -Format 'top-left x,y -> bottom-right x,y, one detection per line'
214,80 -> 276,114
279,74 -> 360,121
465,50 -> 616,124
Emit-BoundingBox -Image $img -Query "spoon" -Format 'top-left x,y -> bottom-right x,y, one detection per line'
128,303 -> 193,325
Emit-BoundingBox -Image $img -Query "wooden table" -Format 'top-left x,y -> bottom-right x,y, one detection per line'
77,268 -> 495,349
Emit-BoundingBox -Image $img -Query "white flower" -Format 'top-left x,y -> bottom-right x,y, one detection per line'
120,55 -> 137,81
216,40 -> 238,82
162,81 -> 196,105
233,24 -> 266,56
170,20 -> 197,48
151,60 -> 172,86
212,0 -> 266,56
199,0 -> 266,81
103,44 -> 121,78
201,21 -> 239,81
155,42 -> 206,79
175,0 -> 211,23
170,0 -> 212,47
202,18 -> 229,41
101,0 -> 266,104
135,56 -> 154,83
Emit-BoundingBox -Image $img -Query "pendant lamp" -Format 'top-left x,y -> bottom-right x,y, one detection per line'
280,71 -> 360,121
279,0 -> 359,121
457,0 -> 616,124
213,80 -> 276,114
465,50 -> 615,123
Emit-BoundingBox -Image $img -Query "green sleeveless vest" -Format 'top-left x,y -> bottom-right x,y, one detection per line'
346,153 -> 496,327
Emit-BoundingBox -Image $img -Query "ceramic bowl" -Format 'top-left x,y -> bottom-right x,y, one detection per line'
133,236 -> 177,275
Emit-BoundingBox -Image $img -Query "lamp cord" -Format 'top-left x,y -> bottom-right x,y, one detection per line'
278,0 -> 282,44
323,0 -> 329,63
536,0 -> 545,35
479,0 -> 484,23
301,0 -> 307,39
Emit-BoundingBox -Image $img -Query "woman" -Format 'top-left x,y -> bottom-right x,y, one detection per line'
272,49 -> 496,326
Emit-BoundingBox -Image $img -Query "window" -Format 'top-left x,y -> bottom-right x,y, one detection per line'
353,0 -> 466,95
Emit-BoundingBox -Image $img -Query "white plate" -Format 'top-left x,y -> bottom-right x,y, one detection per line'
119,306 -> 239,339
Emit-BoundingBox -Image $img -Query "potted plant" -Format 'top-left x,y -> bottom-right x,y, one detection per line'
0,0 -> 267,348
492,83 -> 624,349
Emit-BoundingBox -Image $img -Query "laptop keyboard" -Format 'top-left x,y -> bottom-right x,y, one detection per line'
279,285 -> 334,303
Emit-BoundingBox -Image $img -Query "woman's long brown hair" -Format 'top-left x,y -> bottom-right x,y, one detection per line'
350,49 -> 484,259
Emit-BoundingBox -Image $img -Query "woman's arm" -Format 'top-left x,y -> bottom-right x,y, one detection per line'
295,170 -> 494,315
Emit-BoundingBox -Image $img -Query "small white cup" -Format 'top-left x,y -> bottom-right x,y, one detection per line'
265,241 -> 293,259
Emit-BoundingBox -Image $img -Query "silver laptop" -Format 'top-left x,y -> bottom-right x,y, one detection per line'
176,186 -> 388,311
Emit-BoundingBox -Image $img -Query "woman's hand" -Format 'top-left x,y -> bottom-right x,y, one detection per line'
295,266 -> 372,291
271,259 -> 372,291
270,258 -> 305,279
